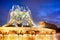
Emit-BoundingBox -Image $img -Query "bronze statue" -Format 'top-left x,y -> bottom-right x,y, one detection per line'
2,5 -> 35,27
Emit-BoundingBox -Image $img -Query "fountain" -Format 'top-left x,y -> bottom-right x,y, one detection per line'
0,5 -> 56,40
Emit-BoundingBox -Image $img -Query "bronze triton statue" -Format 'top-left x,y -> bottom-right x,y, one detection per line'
2,5 -> 35,27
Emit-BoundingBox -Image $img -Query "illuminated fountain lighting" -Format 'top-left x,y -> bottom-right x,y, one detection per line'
0,27 -> 56,40
1,5 -> 56,40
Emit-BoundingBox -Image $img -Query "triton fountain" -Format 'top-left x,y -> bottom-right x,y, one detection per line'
0,5 -> 56,40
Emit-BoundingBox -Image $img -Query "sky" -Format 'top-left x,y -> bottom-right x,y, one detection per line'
0,0 -> 60,28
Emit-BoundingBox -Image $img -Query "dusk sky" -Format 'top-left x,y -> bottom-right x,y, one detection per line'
0,0 -> 60,28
